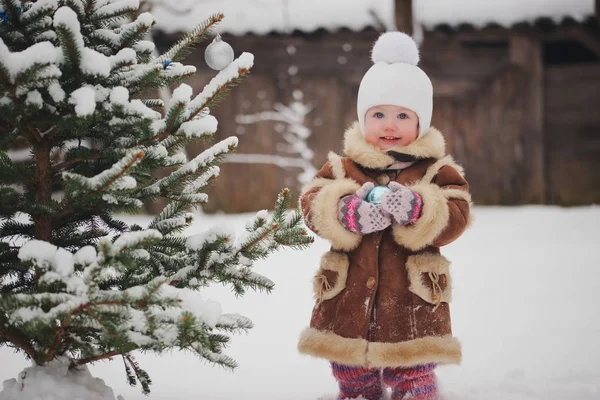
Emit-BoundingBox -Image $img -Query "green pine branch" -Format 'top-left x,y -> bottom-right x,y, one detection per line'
0,3 -> 314,394
54,22 -> 84,82
158,13 -> 224,64
89,1 -> 139,24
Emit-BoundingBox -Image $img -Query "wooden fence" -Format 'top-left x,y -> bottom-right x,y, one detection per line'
153,24 -> 600,212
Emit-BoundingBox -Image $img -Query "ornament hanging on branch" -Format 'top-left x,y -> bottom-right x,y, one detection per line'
204,33 -> 234,71
163,59 -> 182,70
0,6 -> 22,23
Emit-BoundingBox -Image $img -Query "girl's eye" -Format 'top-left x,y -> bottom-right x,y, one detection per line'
398,113 -> 408,119
374,112 -> 384,118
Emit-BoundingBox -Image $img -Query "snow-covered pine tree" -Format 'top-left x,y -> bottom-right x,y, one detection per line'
0,0 -> 312,395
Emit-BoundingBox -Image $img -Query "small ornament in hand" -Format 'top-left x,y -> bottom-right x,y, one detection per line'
338,182 -> 392,234
366,185 -> 391,205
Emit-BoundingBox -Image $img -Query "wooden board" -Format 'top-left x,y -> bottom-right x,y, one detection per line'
149,26 -> 600,211
544,63 -> 600,205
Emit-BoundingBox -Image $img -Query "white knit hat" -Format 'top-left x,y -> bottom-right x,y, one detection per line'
357,32 -> 433,139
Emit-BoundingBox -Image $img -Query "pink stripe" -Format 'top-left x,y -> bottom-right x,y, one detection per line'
408,192 -> 423,225
393,374 -> 436,392
345,196 -> 361,232
331,363 -> 382,400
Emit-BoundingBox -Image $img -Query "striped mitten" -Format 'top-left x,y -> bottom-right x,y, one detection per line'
338,182 -> 391,234
380,182 -> 423,226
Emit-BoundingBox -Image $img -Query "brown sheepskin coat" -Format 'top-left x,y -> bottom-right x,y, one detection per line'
297,123 -> 472,368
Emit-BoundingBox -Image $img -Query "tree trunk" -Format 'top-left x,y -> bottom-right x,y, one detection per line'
34,140 -> 53,242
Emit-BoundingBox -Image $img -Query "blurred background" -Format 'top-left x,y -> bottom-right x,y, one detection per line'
147,0 -> 599,212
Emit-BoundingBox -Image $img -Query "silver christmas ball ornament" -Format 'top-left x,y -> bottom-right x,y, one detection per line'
204,33 -> 234,70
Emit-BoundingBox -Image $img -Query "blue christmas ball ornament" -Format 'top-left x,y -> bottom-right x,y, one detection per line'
0,7 -> 21,23
163,59 -> 172,70
366,186 -> 391,205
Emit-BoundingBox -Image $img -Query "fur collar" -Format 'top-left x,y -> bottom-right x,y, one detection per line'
343,122 -> 446,169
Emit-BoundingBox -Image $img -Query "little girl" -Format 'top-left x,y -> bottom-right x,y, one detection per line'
297,32 -> 472,400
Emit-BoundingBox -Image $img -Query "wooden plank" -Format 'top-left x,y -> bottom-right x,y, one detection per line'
395,0 -> 413,34
191,73 -> 299,213
430,77 -> 480,97
545,63 -> 600,83
431,65 -> 530,204
421,31 -> 510,83
544,63 -> 600,205
545,65 -> 600,115
436,27 -> 511,43
510,31 -> 546,203
540,25 -> 600,59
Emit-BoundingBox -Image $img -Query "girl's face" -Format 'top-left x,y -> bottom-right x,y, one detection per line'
363,105 -> 419,150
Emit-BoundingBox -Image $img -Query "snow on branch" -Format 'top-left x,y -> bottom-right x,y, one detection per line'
0,39 -> 59,84
146,136 -> 237,194
53,7 -> 112,77
186,52 -> 254,118
110,229 -> 162,257
92,0 -> 141,20
62,149 -> 143,192
177,115 -> 218,138
6,235 -> 241,367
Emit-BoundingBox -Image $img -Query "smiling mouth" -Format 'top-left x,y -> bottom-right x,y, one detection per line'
380,136 -> 400,141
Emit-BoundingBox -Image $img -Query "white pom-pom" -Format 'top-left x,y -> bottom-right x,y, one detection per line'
371,32 -> 420,66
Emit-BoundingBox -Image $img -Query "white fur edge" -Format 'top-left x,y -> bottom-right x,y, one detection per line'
298,327 -> 461,368
299,177 -> 331,198
392,181 -> 450,251
310,178 -> 363,251
422,155 -> 466,184
406,253 -> 452,304
367,336 -> 462,367
441,188 -> 472,203
312,251 -> 349,301
327,151 -> 346,179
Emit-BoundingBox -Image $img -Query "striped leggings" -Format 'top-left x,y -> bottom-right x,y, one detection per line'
331,362 -> 439,400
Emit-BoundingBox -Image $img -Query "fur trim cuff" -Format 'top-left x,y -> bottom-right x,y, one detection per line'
367,336 -> 461,367
298,328 -> 368,367
298,328 -> 461,368
392,182 -> 450,251
310,178 -> 362,251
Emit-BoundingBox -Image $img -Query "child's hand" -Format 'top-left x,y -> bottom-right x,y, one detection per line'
337,182 -> 392,234
381,182 -> 423,225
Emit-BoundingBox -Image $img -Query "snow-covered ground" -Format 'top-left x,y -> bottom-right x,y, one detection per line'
1,206 -> 599,399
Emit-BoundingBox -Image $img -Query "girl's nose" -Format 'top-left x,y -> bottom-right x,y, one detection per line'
383,122 -> 396,132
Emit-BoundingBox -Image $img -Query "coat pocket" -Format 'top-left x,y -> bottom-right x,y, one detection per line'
313,251 -> 349,303
406,252 -> 452,308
